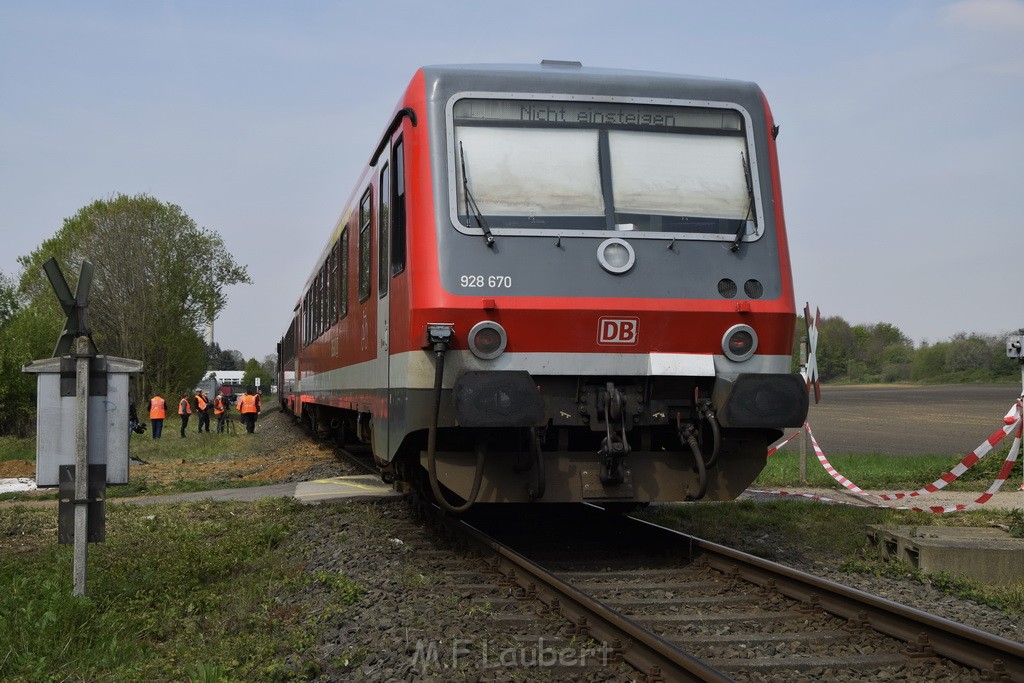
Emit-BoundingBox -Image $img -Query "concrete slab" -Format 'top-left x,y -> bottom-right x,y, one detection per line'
293,475 -> 402,504
867,525 -> 1024,584
117,475 -> 403,506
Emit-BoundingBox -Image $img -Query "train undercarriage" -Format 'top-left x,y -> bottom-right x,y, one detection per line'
291,371 -> 789,512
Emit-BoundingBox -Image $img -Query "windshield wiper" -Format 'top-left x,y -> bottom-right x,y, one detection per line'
459,142 -> 495,248
732,151 -> 756,252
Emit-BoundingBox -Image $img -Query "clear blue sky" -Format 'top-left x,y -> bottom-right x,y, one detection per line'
2,1 -> 1022,360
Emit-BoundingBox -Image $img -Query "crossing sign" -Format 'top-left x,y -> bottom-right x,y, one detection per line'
803,303 -> 821,404
42,257 -> 97,357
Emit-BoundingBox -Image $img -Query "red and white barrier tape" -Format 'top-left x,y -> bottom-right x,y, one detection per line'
760,400 -> 1023,514
766,429 -> 801,457
886,422 -> 1021,514
804,422 -> 865,495
868,417 -> 1019,500
746,488 -> 871,507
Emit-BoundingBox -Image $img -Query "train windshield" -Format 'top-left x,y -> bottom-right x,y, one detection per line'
451,97 -> 759,238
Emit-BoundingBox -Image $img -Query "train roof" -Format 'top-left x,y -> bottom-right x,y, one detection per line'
419,61 -> 762,97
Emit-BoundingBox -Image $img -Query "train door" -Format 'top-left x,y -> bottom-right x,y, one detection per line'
375,151 -> 392,460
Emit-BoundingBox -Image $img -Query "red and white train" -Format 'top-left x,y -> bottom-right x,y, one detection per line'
278,62 -> 808,511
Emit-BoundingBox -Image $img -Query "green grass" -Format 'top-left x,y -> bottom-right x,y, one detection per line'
128,429 -> 254,465
755,438 -> 1021,492
0,435 -> 34,463
0,424 -> 258,468
0,498 -> 361,682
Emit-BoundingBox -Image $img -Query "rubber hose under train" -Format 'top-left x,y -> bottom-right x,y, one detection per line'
426,345 -> 484,514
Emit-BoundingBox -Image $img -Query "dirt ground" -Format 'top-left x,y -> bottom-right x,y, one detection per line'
0,409 -> 346,486
800,384 -> 1020,456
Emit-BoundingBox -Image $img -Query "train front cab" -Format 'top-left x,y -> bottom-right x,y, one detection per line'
398,64 -> 809,508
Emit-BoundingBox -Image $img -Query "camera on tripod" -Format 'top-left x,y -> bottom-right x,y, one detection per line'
1007,330 -> 1024,361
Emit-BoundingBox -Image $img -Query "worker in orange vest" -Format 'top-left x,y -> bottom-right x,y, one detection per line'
178,392 -> 192,438
149,394 -> 166,439
213,393 -> 228,433
238,386 -> 259,434
195,389 -> 211,434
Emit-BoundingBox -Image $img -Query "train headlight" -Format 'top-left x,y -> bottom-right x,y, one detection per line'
722,324 -> 758,362
468,320 -> 508,359
597,238 -> 635,274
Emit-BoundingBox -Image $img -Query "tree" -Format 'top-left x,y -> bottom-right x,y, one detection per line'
944,332 -> 991,374
242,357 -> 273,393
260,353 -> 277,382
815,316 -> 855,381
0,290 -> 60,436
15,194 -> 250,402
206,342 -> 245,371
0,271 -> 18,328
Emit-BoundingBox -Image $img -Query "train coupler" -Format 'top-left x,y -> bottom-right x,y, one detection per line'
598,439 -> 629,485
598,382 -> 632,485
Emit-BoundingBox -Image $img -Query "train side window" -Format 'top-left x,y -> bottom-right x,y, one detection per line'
317,267 -> 323,337
391,138 -> 406,276
359,188 -> 372,302
378,161 -> 390,297
319,261 -> 327,336
339,226 -> 349,319
329,243 -> 337,325
303,289 -> 311,346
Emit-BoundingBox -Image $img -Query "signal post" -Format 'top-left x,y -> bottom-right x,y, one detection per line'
22,258 -> 142,596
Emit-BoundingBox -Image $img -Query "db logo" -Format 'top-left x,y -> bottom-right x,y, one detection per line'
598,317 -> 639,345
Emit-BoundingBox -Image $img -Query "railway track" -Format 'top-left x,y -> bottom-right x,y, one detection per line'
309,423 -> 1022,679
426,503 -> 1024,682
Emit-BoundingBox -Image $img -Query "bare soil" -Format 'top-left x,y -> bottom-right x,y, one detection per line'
802,384 -> 1020,456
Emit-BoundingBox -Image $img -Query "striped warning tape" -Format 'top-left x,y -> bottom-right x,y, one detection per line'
746,488 -> 871,507
805,422 -> 864,495
871,417 -> 1019,500
760,400 -> 1023,514
884,422 -> 1021,514
767,429 -> 801,457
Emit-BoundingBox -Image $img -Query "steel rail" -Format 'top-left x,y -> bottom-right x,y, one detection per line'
623,514 -> 1024,681
448,515 -> 733,682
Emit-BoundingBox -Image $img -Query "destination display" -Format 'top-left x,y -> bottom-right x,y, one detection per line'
453,98 -> 743,131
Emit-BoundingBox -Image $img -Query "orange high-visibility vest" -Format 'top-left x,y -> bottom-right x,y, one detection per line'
178,398 -> 192,415
196,394 -> 208,411
214,396 -> 225,415
239,394 -> 258,414
149,396 -> 166,419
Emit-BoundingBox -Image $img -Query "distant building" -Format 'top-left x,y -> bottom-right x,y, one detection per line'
201,370 -> 276,395
202,370 -> 245,391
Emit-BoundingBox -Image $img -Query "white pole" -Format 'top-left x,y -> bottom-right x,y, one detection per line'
799,337 -> 808,484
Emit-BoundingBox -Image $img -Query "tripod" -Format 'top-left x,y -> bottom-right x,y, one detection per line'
219,411 -> 238,436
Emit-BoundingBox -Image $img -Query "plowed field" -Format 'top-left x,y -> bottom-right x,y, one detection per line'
801,384 -> 1020,456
